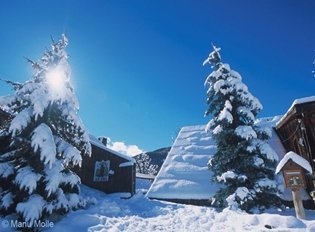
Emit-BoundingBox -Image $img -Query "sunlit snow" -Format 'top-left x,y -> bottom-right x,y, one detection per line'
45,66 -> 68,98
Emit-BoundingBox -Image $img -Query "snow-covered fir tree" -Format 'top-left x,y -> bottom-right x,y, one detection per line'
0,35 -> 91,226
135,153 -> 158,175
203,44 -> 281,211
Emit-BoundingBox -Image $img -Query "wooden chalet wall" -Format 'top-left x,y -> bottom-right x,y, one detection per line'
75,142 -> 136,195
0,108 -> 10,130
276,100 -> 315,191
0,109 -> 11,150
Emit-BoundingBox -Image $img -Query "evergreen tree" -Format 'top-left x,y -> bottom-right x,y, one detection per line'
203,44 -> 281,211
0,35 -> 91,227
135,153 -> 158,175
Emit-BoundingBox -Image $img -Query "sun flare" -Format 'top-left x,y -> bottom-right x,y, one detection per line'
46,66 -> 67,96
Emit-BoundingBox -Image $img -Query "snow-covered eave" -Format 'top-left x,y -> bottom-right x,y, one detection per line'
276,96 -> 315,128
89,135 -> 135,163
119,161 -> 134,168
275,151 -> 313,174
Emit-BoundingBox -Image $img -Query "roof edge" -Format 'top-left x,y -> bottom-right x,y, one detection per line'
276,96 -> 315,128
89,135 -> 135,163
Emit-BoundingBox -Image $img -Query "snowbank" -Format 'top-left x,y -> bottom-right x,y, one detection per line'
1,185 -> 314,231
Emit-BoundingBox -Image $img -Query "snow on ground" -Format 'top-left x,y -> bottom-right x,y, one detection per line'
2,185 -> 314,232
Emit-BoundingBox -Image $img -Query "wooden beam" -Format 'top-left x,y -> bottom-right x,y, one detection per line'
292,189 -> 306,219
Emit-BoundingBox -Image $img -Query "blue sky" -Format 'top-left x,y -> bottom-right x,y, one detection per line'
0,0 -> 314,152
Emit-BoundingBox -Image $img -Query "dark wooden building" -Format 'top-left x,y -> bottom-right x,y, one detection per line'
0,108 -> 11,148
0,108 -> 10,130
275,96 -> 315,193
0,108 -> 136,195
75,135 -> 136,195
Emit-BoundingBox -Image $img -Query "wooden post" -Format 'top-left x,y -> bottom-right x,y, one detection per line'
292,188 -> 306,220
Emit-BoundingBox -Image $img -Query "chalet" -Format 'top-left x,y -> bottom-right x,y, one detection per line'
275,96 -> 315,194
0,109 -> 136,195
75,135 -> 136,195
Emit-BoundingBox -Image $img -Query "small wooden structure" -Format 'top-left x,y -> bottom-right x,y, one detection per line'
276,97 -> 315,193
276,151 -> 313,219
281,160 -> 307,190
75,135 -> 136,195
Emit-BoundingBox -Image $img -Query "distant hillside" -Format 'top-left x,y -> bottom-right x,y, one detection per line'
135,147 -> 171,172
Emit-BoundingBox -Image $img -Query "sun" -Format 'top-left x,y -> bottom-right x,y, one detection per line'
45,66 -> 67,96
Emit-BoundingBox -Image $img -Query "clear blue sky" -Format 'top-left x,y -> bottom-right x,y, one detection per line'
0,0 -> 314,151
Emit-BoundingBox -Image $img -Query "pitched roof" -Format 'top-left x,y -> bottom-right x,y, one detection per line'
276,96 -> 315,127
147,124 -> 221,200
89,135 -> 135,163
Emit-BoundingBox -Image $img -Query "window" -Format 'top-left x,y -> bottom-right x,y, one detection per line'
93,160 -> 110,182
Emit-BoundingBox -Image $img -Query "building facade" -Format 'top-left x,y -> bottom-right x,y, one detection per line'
276,96 -> 315,193
75,135 -> 136,195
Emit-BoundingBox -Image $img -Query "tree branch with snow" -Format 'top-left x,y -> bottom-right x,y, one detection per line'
0,35 -> 91,227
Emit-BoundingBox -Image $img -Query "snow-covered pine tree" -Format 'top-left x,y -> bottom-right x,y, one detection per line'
203,44 -> 281,211
135,153 -> 158,176
0,35 -> 91,226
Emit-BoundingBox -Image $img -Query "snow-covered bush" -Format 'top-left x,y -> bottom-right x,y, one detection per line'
0,35 -> 91,226
203,44 -> 281,211
135,153 -> 158,175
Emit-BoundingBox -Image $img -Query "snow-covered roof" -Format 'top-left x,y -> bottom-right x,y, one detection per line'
276,151 -> 313,174
291,96 -> 315,107
255,116 -> 287,161
276,96 -> 315,127
147,116 -> 304,201
147,124 -> 221,200
89,135 -> 135,163
119,161 -> 134,167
